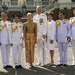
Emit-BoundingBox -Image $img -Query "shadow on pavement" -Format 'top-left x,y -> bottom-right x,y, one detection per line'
17,66 -> 62,75
42,64 -> 75,75
0,68 -> 15,75
0,65 -> 75,75
0,72 -> 8,75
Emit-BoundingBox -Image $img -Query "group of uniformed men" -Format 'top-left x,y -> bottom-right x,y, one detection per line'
0,5 -> 75,69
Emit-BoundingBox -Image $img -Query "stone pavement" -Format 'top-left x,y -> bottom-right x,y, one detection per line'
0,46 -> 75,75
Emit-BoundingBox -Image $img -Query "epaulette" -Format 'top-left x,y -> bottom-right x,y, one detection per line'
41,13 -> 46,16
19,22 -> 22,24
70,17 -> 74,20
56,20 -> 60,27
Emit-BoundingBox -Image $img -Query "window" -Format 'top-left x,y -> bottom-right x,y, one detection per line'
11,0 -> 18,5
26,0 -> 34,5
42,0 -> 49,5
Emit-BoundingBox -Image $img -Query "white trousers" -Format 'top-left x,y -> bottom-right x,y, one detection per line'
1,44 -> 10,66
58,42 -> 67,64
36,39 -> 46,64
12,45 -> 22,66
71,40 -> 75,65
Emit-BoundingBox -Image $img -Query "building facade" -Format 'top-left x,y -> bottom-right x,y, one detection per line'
0,0 -> 75,20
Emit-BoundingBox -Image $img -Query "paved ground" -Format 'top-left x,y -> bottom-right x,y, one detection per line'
0,44 -> 75,75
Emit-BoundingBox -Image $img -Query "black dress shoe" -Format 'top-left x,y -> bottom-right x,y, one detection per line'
3,66 -> 8,69
15,66 -> 19,69
57,64 -> 63,66
18,65 -> 23,68
7,65 -> 13,68
63,64 -> 68,67
15,65 -> 23,69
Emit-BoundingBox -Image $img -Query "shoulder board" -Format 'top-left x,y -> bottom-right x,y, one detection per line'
41,13 -> 46,16
19,22 -> 23,24
70,17 -> 74,20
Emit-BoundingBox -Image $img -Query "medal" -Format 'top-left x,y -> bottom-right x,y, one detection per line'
39,18 -> 43,25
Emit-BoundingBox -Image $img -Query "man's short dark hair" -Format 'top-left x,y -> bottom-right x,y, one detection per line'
13,14 -> 20,18
59,11 -> 65,15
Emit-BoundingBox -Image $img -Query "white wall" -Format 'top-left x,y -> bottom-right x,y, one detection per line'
58,0 -> 71,3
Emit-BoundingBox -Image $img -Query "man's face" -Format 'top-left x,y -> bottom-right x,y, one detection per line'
14,17 -> 19,23
36,7 -> 42,14
59,13 -> 65,20
1,14 -> 7,21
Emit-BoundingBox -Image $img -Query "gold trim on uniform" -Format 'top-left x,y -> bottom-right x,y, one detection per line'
70,17 -> 75,25
41,13 -> 46,16
40,18 -> 43,25
0,24 -> 7,30
56,20 -> 60,27
12,26 -> 18,32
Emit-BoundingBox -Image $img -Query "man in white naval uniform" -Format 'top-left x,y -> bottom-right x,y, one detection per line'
11,15 -> 23,69
33,6 -> 47,65
56,11 -> 71,66
0,12 -> 12,69
69,9 -> 75,66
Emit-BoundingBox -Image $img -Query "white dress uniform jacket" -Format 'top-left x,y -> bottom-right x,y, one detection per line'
33,13 -> 47,39
11,22 -> 23,45
0,20 -> 12,44
47,20 -> 56,50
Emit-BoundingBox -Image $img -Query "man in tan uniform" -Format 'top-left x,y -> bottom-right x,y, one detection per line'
23,13 -> 37,68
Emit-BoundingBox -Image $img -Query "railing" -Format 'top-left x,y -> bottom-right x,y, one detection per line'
11,1 -> 18,5
0,1 -> 57,6
43,4 -> 54,12
26,1 -> 34,5
26,1 -> 54,6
